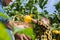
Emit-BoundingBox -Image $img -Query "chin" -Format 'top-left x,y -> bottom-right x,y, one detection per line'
3,4 -> 9,6
2,2 -> 9,6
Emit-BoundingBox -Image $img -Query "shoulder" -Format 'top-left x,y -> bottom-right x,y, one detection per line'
0,7 -> 4,13
0,1 -> 4,13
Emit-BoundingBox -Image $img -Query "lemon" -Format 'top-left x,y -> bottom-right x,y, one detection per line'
52,30 -> 59,34
53,38 -> 56,40
24,15 -> 32,23
58,31 -> 60,35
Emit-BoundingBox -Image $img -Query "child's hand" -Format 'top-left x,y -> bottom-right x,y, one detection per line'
31,19 -> 37,24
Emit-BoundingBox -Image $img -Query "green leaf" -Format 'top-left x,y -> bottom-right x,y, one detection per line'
0,12 -> 9,19
13,27 -> 35,40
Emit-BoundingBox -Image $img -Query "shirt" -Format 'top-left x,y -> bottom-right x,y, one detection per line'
0,0 -> 14,40
0,0 -> 8,23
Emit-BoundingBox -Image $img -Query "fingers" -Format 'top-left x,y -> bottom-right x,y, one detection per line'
15,33 -> 31,40
25,35 -> 31,40
19,34 -> 31,40
23,34 -> 29,40
20,35 -> 24,40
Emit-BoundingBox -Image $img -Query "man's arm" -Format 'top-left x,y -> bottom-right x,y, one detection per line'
0,12 -> 13,30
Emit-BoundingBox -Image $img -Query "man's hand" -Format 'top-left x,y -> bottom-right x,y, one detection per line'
13,21 -> 31,40
15,33 -> 31,40
5,20 -> 13,30
5,21 -> 31,40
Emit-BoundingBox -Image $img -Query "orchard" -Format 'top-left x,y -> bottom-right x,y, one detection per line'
0,0 -> 60,40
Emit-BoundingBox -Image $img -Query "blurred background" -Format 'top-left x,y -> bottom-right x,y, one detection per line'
3,0 -> 60,40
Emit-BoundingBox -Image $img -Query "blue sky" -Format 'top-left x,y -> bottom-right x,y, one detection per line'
10,0 -> 60,14
37,0 -> 60,14
43,0 -> 60,14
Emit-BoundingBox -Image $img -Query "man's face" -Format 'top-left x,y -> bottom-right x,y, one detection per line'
2,0 -> 12,6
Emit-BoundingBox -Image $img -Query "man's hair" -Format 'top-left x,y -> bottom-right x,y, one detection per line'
2,0 -> 12,6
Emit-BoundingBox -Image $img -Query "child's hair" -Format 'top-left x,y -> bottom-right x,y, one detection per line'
38,18 -> 50,27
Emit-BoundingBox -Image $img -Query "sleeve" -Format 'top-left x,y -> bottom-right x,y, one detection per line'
0,7 -> 5,13
0,17 -> 8,23
0,7 -> 9,24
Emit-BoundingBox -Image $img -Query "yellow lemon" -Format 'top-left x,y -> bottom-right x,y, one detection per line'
58,31 -> 60,35
53,38 -> 56,40
52,30 -> 59,34
24,15 -> 32,23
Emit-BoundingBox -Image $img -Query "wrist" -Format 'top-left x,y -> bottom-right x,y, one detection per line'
5,21 -> 13,30
32,19 -> 37,24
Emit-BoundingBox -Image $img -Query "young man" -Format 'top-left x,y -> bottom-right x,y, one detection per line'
0,0 -> 30,40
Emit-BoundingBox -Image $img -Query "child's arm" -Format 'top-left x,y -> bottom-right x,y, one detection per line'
32,19 -> 38,24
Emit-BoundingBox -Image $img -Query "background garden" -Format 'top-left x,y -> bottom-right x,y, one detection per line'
3,0 -> 60,40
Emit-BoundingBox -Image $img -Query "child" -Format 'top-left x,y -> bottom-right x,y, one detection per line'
32,18 -> 52,40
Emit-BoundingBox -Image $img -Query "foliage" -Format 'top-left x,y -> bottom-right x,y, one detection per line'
0,12 -> 9,19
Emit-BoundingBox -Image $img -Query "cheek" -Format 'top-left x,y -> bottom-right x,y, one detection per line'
6,0 -> 11,4
9,0 -> 12,2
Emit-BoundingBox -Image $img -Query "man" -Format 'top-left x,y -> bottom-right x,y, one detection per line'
0,0 -> 30,40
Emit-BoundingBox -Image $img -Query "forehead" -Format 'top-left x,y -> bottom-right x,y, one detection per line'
8,0 -> 12,1
41,18 -> 49,21
4,0 -> 12,1
2,0 -> 12,1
